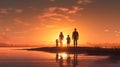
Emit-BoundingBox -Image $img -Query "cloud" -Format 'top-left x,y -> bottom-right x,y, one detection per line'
58,7 -> 69,12
68,6 -> 84,14
0,32 -> 9,42
5,27 -> 11,32
14,18 -> 23,24
13,31 -> 28,34
49,16 -> 62,21
114,30 -> 120,37
46,25 -> 55,28
104,29 -> 109,32
0,8 -> 24,14
77,0 -> 92,4
47,7 -> 57,12
15,9 -> 23,13
32,27 -> 41,30
13,18 -> 30,26
37,6 -> 84,28
0,9 -> 9,14
44,6 -> 83,15
49,0 -> 55,2
38,12 -> 73,23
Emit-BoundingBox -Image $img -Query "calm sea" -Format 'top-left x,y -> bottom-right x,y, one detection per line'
0,47 -> 120,67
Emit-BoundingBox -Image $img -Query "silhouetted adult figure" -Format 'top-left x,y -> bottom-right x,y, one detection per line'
72,28 -> 79,47
59,32 -> 64,47
66,35 -> 71,47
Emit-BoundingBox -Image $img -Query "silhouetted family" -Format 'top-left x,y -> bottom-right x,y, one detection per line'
56,28 -> 79,47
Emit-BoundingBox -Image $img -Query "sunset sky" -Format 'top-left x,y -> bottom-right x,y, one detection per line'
0,0 -> 120,46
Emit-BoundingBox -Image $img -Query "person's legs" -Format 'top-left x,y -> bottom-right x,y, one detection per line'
67,43 -> 69,47
61,40 -> 63,47
74,40 -> 75,47
68,42 -> 70,47
76,40 -> 77,47
60,40 -> 63,47
56,43 -> 58,47
74,40 -> 77,47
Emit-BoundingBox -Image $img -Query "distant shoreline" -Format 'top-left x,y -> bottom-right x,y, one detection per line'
25,47 -> 120,56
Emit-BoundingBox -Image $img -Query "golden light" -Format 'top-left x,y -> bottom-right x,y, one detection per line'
59,53 -> 67,59
63,37 -> 67,46
35,26 -> 75,46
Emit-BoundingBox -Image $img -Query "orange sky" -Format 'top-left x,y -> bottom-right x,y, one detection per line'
0,0 -> 120,47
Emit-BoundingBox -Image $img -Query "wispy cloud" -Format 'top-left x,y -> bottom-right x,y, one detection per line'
0,8 -> 24,14
0,9 -> 9,14
49,0 -> 55,2
58,7 -> 69,12
15,9 -> 23,13
77,0 -> 92,4
45,6 -> 84,15
14,18 -> 23,24
46,7 -> 57,12
0,32 -> 9,42
38,12 -> 73,23
13,18 -> 30,26
46,25 -> 55,28
68,6 -> 84,14
13,31 -> 28,34
104,29 -> 109,32
36,4 -> 86,30
5,27 -> 11,32
114,30 -> 120,37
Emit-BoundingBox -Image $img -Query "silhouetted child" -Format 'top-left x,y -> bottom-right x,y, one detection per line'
66,35 -> 71,47
56,39 -> 59,47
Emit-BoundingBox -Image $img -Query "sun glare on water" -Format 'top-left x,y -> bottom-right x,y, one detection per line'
59,53 -> 67,59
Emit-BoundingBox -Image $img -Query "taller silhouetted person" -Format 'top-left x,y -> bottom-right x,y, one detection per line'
59,32 -> 64,47
72,28 -> 79,47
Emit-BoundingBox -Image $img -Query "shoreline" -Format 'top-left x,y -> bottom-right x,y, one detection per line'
25,47 -> 120,56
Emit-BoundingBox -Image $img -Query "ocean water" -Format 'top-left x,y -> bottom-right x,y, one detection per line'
0,47 -> 120,67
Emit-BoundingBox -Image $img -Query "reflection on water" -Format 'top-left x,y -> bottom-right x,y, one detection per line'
56,52 -> 78,67
55,52 -> 120,67
0,47 -> 120,67
67,53 -> 71,66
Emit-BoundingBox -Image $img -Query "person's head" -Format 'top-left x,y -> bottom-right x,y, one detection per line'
74,28 -> 76,31
60,32 -> 63,34
67,35 -> 69,37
